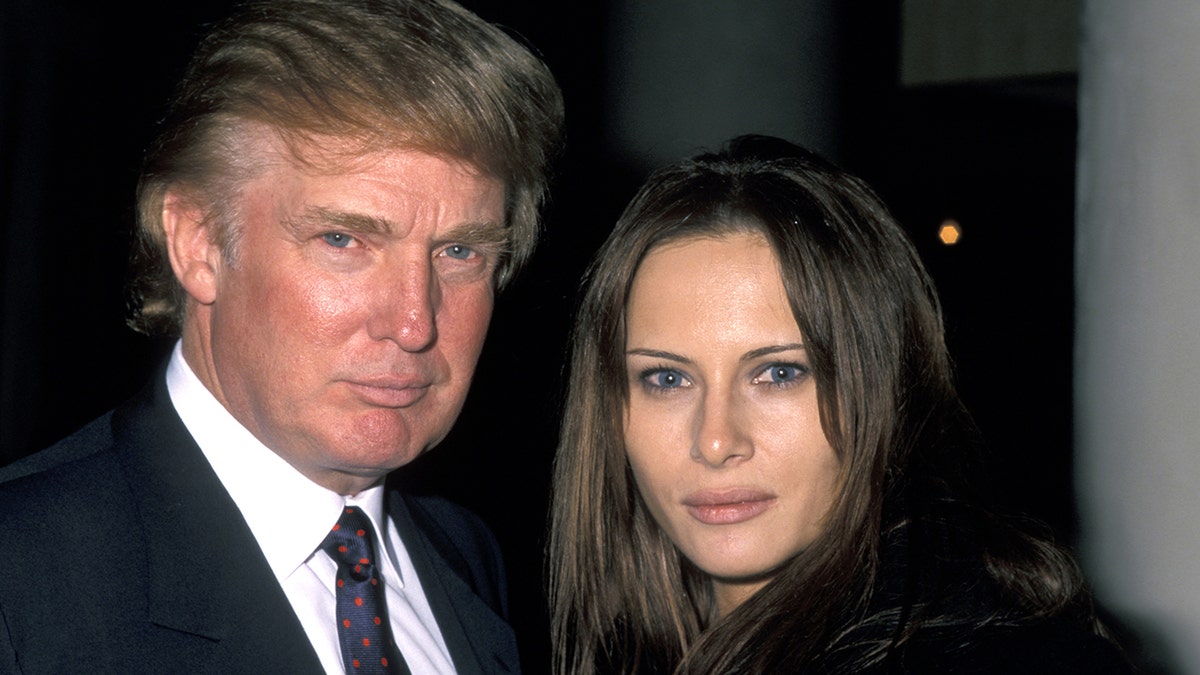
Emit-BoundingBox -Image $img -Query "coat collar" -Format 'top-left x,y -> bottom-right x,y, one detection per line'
111,371 -> 520,673
111,374 -> 328,672
390,495 -> 522,674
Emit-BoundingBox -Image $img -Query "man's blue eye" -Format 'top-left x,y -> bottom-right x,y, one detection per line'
445,244 -> 474,260
322,232 -> 352,248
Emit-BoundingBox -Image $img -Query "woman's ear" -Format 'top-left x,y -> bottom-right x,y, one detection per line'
161,189 -> 220,305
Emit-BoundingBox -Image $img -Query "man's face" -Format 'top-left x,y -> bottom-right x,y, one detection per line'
177,135 -> 506,494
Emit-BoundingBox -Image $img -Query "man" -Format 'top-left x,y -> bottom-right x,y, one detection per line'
0,0 -> 562,673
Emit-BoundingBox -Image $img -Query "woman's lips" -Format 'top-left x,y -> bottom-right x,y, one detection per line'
682,489 -> 776,525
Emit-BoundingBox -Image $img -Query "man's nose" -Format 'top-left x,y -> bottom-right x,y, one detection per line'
690,389 -> 753,467
366,258 -> 438,352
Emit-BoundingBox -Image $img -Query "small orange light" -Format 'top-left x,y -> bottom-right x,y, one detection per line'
938,219 -> 962,245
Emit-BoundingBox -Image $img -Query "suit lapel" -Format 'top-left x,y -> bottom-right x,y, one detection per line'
390,495 -> 521,675
110,376 -> 325,673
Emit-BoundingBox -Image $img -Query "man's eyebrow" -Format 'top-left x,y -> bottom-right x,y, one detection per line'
288,207 -> 509,247
290,206 -> 394,235
438,221 -> 510,246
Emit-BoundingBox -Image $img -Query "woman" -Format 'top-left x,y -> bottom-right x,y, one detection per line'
548,136 -> 1126,673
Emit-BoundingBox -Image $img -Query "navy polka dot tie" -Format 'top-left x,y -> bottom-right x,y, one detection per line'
321,507 -> 411,674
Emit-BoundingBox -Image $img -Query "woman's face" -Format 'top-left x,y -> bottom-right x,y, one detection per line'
623,231 -> 840,616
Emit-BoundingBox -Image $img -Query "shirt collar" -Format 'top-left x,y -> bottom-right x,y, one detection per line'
165,342 -> 393,582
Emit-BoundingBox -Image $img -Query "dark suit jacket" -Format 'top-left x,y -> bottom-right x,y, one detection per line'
0,374 -> 521,674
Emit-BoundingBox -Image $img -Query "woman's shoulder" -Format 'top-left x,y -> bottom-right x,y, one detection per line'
888,619 -> 1132,674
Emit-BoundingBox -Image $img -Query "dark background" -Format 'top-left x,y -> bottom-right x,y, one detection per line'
1,1 -> 1080,672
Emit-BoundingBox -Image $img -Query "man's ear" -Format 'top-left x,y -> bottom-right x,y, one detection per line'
162,189 -> 220,305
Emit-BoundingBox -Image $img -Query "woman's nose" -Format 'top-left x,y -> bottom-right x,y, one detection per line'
691,389 -> 753,467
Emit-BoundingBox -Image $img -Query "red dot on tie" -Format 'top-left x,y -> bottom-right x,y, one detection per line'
374,616 -> 382,625
337,579 -> 345,588
346,508 -> 354,515
370,578 -> 378,586
381,658 -> 389,667
343,618 -> 351,628
354,564 -> 363,574
355,597 -> 363,607
357,529 -> 366,536
359,557 -> 370,565
352,659 -> 361,668
338,545 -> 348,554
363,637 -> 371,647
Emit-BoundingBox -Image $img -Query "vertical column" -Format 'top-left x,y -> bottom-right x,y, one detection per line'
1076,2 -> 1200,672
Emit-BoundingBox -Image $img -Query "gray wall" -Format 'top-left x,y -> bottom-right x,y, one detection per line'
1077,2 -> 1200,672
603,0 -> 839,170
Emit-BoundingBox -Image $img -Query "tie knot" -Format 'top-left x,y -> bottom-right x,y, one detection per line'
321,506 -> 379,580
321,506 -> 409,673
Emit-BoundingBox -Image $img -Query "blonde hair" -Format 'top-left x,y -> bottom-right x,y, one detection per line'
128,0 -> 563,334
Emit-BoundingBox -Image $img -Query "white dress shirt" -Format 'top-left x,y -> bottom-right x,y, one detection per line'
165,343 -> 457,674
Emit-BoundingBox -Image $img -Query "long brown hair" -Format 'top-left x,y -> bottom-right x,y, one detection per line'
549,136 -> 1088,673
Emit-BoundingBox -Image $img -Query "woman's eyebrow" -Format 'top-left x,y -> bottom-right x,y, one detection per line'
625,348 -> 692,365
742,343 -> 806,361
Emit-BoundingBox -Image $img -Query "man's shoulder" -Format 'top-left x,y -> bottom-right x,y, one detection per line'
0,408 -> 143,636
0,371 -> 184,495
0,411 -> 119,488
0,410 -> 136,548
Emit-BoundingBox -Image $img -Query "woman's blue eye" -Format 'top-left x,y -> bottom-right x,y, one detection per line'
644,369 -> 686,389
762,364 -> 803,384
445,244 -> 474,260
768,366 -> 798,383
322,232 -> 353,248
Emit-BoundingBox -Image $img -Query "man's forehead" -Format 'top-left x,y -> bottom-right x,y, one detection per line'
223,123 -> 508,239
244,122 -> 498,185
